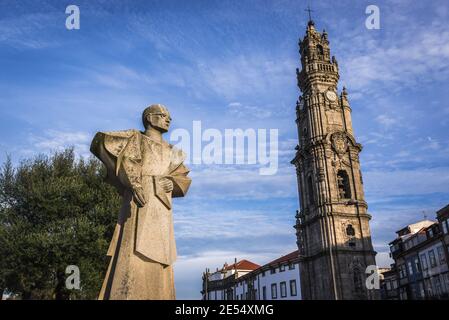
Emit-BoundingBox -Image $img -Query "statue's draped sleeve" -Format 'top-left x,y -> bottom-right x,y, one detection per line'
90,130 -> 143,195
167,146 -> 191,197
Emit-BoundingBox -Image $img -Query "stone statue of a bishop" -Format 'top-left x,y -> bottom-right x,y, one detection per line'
90,104 -> 191,300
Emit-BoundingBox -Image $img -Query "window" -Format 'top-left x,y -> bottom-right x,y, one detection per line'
279,264 -> 285,272
262,286 -> 266,300
346,224 -> 355,236
398,264 -> 407,279
271,284 -> 277,299
404,241 -> 410,250
337,170 -> 351,199
386,281 -> 391,290
290,280 -> 297,296
307,175 -> 315,205
262,271 -> 265,277
280,282 -> 287,298
418,282 -> 425,299
428,229 -> 434,238
429,250 -> 437,267
420,254 -> 428,270
443,220 -> 448,234
414,257 -> 421,272
393,280 -> 398,289
270,268 -> 276,274
446,274 -> 449,290
289,263 -> 295,270
437,246 -> 446,265
399,287 -> 408,300
407,261 -> 414,275
316,44 -> 324,56
436,276 -> 442,296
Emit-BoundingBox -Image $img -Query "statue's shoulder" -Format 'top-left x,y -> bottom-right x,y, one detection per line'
92,129 -> 142,159
99,129 -> 140,139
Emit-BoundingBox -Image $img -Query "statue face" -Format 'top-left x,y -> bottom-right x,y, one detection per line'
147,108 -> 171,133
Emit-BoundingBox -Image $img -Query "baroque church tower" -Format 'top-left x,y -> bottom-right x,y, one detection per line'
292,19 -> 379,300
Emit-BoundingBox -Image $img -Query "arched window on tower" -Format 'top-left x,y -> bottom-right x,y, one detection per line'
316,45 -> 324,56
337,170 -> 351,199
307,175 -> 315,206
346,224 -> 356,247
346,224 -> 355,236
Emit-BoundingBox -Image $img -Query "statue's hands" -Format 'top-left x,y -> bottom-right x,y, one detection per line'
133,186 -> 147,207
159,177 -> 173,193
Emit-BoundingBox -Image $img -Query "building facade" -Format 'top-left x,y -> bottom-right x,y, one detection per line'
202,251 -> 301,300
388,205 -> 449,300
379,268 -> 399,300
291,19 -> 378,300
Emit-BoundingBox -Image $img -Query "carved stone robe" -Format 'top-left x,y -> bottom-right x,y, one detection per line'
90,129 -> 191,300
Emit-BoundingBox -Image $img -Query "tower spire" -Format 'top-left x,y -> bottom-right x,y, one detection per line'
305,5 -> 314,25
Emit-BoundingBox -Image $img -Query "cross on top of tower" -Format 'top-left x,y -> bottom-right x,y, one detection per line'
305,5 -> 313,21
305,5 -> 315,26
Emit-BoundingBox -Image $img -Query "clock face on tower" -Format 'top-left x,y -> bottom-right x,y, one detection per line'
325,90 -> 337,102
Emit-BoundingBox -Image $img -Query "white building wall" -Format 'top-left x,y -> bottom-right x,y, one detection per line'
205,260 -> 302,300
232,262 -> 301,300
256,263 -> 301,300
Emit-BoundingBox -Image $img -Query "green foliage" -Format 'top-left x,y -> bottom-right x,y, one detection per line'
0,148 -> 121,299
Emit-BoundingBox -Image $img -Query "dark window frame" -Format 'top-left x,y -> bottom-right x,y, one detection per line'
280,281 -> 287,298
290,280 -> 297,296
271,283 -> 277,299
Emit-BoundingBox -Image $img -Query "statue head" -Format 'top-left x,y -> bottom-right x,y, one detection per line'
142,104 -> 171,133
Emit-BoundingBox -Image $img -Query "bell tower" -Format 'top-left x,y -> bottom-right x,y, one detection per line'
292,19 -> 379,300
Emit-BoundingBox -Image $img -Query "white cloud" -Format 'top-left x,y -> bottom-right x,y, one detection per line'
28,129 -> 91,158
227,102 -> 272,119
339,22 -> 449,95
364,167 -> 449,198
0,10 -> 59,49
174,205 -> 295,241
375,114 -> 397,127
425,137 -> 440,151
197,55 -> 296,100
375,252 -> 394,268
186,165 -> 297,200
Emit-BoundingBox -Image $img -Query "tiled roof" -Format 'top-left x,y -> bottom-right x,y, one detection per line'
265,250 -> 299,267
224,259 -> 260,271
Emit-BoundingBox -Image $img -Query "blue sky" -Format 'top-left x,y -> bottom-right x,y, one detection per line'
1,0 -> 449,299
